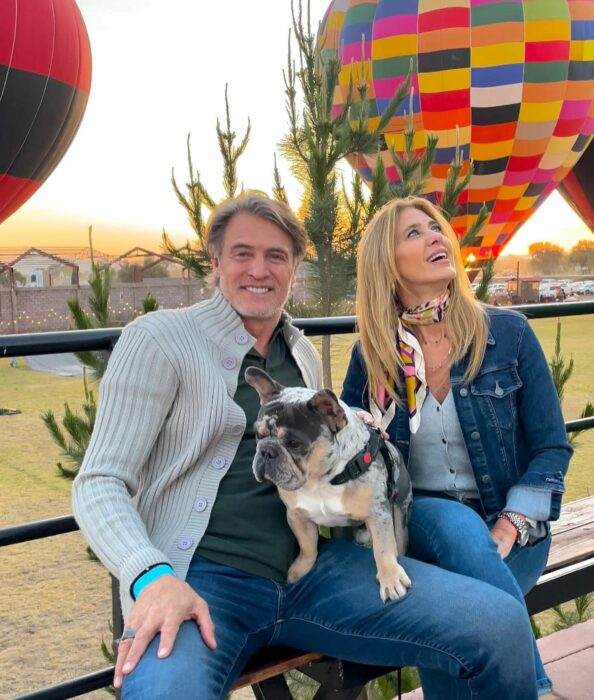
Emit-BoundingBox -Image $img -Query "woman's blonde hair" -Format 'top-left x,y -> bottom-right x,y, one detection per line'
356,196 -> 488,405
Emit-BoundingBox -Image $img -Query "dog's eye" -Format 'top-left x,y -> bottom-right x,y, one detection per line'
285,438 -> 301,450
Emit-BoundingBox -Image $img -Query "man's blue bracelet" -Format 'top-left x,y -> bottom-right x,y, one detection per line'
131,563 -> 175,600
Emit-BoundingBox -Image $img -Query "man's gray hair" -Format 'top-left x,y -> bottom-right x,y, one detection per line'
206,192 -> 307,262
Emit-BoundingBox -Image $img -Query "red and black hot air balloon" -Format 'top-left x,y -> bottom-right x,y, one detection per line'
0,0 -> 92,225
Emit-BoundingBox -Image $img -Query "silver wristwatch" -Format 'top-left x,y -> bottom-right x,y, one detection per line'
498,511 -> 529,546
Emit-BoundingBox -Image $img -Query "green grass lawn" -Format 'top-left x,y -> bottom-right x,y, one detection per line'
0,360 -> 112,699
0,313 -> 592,694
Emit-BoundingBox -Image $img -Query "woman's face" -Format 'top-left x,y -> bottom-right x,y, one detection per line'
393,206 -> 456,307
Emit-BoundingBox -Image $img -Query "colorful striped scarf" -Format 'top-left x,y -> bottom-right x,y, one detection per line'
373,292 -> 450,434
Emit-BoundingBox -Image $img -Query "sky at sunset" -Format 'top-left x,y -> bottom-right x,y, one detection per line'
1,0 -> 592,257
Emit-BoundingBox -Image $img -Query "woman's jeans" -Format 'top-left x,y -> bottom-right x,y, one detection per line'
122,538 -> 538,700
408,494 -> 552,697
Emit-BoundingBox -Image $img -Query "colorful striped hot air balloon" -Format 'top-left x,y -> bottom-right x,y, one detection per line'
558,139 -> 594,233
319,0 -> 594,262
0,0 -> 92,225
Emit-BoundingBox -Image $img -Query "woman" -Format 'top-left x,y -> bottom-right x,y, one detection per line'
341,196 -> 572,699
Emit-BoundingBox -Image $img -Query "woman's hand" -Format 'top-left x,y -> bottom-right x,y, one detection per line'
490,517 -> 518,559
355,410 -> 389,439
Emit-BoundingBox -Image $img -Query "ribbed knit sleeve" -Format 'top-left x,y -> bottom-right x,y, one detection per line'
72,322 -> 180,594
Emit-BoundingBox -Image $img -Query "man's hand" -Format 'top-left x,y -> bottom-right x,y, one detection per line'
114,575 -> 216,688
490,517 -> 518,559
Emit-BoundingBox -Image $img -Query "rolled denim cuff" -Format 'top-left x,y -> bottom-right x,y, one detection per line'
504,485 -> 551,522
131,563 -> 175,600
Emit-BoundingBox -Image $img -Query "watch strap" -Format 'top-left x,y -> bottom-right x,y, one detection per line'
498,511 -> 529,546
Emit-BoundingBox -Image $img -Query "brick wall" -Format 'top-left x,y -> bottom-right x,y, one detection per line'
0,279 -> 209,334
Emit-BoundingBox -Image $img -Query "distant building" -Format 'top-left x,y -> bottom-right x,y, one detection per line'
0,247 -> 112,287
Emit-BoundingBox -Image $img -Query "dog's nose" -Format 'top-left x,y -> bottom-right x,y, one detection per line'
260,440 -> 280,461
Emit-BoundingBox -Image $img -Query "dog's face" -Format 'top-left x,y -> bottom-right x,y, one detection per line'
245,366 -> 348,490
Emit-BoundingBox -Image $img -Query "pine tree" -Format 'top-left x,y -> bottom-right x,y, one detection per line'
280,0 -> 410,386
549,320 -> 594,446
552,593 -> 593,631
42,227 -> 162,482
162,86 -> 251,277
41,372 -> 97,480
474,256 -> 496,303
141,290 -> 159,314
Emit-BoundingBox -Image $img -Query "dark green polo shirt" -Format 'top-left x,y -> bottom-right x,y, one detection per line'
196,325 -> 305,581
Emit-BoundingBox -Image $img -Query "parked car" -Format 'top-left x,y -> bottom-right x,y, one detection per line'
540,286 -> 566,303
574,281 -> 594,296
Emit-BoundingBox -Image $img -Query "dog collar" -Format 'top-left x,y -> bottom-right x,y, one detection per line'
330,428 -> 397,500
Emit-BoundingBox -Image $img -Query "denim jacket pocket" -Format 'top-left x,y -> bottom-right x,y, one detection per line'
470,366 -> 523,430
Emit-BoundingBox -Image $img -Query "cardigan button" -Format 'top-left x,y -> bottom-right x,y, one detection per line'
235,332 -> 249,345
194,497 -> 208,512
231,424 -> 244,436
223,357 -> 237,370
211,456 -> 226,469
177,537 -> 193,550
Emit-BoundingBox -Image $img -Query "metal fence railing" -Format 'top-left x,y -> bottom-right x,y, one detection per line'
1,299 -> 593,699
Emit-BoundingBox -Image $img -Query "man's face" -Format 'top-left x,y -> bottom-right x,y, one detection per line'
212,212 -> 297,323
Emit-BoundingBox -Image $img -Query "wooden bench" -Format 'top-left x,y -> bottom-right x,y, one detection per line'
526,494 -> 594,615
543,495 -> 594,572
232,495 -> 594,699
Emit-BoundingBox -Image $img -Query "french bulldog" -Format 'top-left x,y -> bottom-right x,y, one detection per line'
245,366 -> 412,602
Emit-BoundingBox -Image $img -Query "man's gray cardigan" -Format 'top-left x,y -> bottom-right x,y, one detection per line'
72,288 -> 322,617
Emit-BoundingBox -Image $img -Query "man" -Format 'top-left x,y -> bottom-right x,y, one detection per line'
73,192 -> 539,699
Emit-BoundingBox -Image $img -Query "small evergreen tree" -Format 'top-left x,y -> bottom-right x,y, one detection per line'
281,0 -> 410,386
549,320 -> 594,446
42,227 -> 162,483
66,227 -> 161,378
474,256 -> 496,304
65,227 -> 112,377
162,85 -> 251,278
552,594 -> 593,631
100,622 -> 116,696
41,372 -> 96,480
141,290 -> 159,314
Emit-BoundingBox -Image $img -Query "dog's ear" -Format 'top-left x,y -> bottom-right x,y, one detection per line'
309,390 -> 348,434
245,366 -> 284,403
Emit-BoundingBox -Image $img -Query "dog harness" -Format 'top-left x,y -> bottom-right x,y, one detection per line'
330,428 -> 399,502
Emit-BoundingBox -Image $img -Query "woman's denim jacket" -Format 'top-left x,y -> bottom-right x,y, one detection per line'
341,307 -> 572,523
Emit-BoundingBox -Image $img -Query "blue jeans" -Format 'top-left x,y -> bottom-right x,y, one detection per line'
408,494 -> 552,697
122,538 -> 538,700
